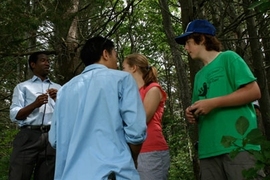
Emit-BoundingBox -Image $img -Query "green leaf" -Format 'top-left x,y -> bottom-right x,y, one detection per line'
221,136 -> 237,148
229,148 -> 242,159
235,116 -> 249,135
260,2 -> 270,12
242,168 -> 258,179
251,150 -> 264,162
244,128 -> 264,145
263,150 -> 270,159
248,1 -> 265,9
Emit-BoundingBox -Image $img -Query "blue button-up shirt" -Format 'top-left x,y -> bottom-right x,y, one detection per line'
10,76 -> 61,126
49,64 -> 147,180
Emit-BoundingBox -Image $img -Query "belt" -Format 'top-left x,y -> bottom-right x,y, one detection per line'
20,125 -> 51,132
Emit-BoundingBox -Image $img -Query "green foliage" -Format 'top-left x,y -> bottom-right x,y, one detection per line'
163,113 -> 195,180
221,116 -> 270,179
0,127 -> 18,179
169,151 -> 195,180
221,135 -> 237,148
235,116 -> 249,135
249,0 -> 270,12
0,156 -> 9,180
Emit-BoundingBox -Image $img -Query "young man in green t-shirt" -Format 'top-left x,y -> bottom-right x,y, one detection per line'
175,19 -> 263,179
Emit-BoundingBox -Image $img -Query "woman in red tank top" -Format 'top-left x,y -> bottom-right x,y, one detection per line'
122,53 -> 170,180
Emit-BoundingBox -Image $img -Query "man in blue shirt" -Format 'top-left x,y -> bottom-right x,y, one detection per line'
9,51 -> 61,180
49,36 -> 147,180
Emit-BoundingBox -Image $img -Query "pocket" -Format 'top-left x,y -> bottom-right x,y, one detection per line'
13,130 -> 40,148
13,130 -> 30,148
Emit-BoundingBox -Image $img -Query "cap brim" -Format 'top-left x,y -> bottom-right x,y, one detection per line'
175,32 -> 193,45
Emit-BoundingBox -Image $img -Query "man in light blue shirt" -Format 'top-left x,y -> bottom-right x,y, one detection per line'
49,36 -> 147,180
9,51 -> 61,180
10,77 -> 60,127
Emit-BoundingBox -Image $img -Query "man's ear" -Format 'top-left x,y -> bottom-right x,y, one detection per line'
102,49 -> 109,61
30,62 -> 36,69
200,36 -> 206,45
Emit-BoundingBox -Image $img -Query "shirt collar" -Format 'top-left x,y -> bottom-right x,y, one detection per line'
31,75 -> 51,83
82,64 -> 108,74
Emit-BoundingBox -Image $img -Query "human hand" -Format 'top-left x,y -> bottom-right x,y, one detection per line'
47,88 -> 58,101
34,94 -> 48,107
185,106 -> 198,124
190,99 -> 216,117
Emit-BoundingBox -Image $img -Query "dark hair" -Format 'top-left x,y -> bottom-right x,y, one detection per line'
80,36 -> 115,66
188,33 -> 222,51
28,51 -> 49,71
124,53 -> 158,87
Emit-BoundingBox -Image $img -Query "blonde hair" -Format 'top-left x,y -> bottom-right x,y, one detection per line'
124,53 -> 158,87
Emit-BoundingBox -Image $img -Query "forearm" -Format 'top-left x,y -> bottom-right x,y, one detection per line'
214,81 -> 261,108
128,143 -> 143,168
190,81 -> 261,116
15,103 -> 38,120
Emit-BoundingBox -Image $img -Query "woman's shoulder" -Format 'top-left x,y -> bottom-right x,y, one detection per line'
144,82 -> 167,101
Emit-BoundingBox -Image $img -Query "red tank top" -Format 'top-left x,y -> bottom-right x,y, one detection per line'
139,82 -> 169,152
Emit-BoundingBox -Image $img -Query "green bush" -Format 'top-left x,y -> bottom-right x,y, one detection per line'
221,116 -> 270,179
163,114 -> 196,180
0,127 -> 18,179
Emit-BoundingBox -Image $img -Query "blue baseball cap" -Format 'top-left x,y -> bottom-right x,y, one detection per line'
175,19 -> 216,45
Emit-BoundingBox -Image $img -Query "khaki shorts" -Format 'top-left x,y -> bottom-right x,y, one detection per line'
200,151 -> 265,180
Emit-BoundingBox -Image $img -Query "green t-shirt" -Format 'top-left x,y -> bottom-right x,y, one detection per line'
192,50 -> 260,159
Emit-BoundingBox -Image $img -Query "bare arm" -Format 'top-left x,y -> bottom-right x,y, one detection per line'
143,87 -> 162,123
128,143 -> 143,168
186,81 -> 261,123
15,94 -> 48,120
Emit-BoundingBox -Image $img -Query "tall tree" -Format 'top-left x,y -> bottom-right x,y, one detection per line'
158,0 -> 199,178
1,0 -> 270,178
242,0 -> 270,139
158,0 -> 197,178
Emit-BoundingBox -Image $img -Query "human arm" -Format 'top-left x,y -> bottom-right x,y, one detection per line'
188,81 -> 261,118
143,87 -> 163,124
14,94 -> 48,120
128,143 -> 143,168
120,74 -> 147,165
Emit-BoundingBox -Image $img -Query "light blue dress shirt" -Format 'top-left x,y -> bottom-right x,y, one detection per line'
49,64 -> 147,180
10,76 -> 61,126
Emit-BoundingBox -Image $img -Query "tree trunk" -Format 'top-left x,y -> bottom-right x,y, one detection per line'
54,0 -> 81,85
257,13 -> 270,108
242,0 -> 270,139
159,0 -> 199,179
